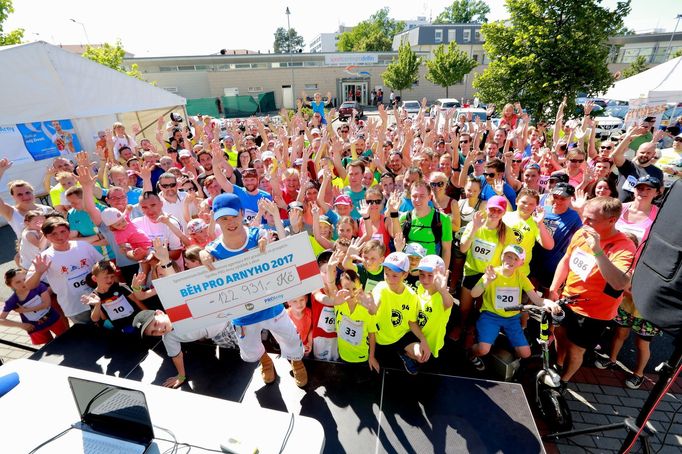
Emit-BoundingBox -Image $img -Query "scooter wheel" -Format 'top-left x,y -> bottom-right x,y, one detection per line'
538,388 -> 573,432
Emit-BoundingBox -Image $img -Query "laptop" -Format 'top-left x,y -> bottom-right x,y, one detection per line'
36,377 -> 155,453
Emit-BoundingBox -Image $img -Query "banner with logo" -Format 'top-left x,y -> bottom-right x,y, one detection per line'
0,119 -> 82,163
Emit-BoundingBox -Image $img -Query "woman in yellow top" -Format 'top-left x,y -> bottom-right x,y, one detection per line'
415,255 -> 454,359
455,195 -> 512,345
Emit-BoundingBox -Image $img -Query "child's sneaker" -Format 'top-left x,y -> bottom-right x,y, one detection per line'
594,356 -> 617,370
625,374 -> 644,389
291,360 -> 308,387
398,352 -> 419,375
468,353 -> 485,372
260,354 -> 276,384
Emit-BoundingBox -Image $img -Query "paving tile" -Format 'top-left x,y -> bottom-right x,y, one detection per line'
594,394 -> 622,406
581,412 -> 612,425
575,383 -> 603,394
611,405 -> 639,418
619,396 -> 646,408
595,436 -> 627,450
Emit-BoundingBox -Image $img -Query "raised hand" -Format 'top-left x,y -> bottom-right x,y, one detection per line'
581,226 -> 602,254
32,254 -> 51,274
493,178 -> 505,195
152,237 -> 170,264
358,200 -> 370,219
572,188 -> 588,212
393,229 -> 406,253
532,205 -> 545,223
132,271 -> 147,289
80,292 -> 101,306
472,210 -> 486,230
387,190 -> 402,214
486,104 -> 496,117
347,237 -> 363,262
358,291 -> 377,314
483,265 -> 497,285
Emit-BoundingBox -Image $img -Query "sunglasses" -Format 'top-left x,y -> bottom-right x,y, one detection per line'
569,159 -> 584,164
512,159 -> 522,163
429,181 -> 446,188
460,140 -> 469,144
365,199 -> 382,205
483,172 -> 496,178
475,159 -> 485,165
160,182 -> 177,188
600,145 -> 613,150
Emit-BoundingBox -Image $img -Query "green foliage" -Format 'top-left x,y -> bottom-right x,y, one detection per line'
273,27 -> 305,53
0,0 -> 23,46
82,40 -> 143,80
434,0 -> 491,24
473,0 -> 631,120
337,8 -> 405,52
621,55 -> 649,78
382,41 -> 422,95
426,42 -> 478,97
670,49 -> 682,60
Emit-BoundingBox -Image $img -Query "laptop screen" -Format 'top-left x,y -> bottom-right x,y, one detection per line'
68,377 -> 154,444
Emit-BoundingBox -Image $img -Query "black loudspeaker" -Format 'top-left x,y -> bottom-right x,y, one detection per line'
632,180 -> 682,337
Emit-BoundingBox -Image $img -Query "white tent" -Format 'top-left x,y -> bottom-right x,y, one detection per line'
0,41 -> 185,211
601,56 -> 682,103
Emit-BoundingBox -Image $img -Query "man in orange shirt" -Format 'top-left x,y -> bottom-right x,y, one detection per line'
549,197 -> 635,386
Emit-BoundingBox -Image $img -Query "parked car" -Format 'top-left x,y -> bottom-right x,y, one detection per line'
594,114 -> 624,139
338,101 -> 363,122
454,107 -> 487,122
401,100 -> 422,116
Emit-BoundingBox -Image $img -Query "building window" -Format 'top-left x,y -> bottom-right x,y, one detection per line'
448,29 -> 456,43
472,54 -> 479,62
304,83 -> 318,90
435,29 -> 443,43
463,29 -> 471,43
248,87 -> 263,93
475,30 -> 481,42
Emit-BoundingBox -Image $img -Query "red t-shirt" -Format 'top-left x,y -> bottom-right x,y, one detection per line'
311,290 -> 337,339
287,306 -> 312,343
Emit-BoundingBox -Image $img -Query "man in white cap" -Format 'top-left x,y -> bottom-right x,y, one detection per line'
415,255 -> 455,360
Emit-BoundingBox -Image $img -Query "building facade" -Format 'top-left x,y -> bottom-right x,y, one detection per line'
127,50 -> 487,110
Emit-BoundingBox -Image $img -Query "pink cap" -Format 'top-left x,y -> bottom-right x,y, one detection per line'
487,195 -> 508,212
334,194 -> 352,206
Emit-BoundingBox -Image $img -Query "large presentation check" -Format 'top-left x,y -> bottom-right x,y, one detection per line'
153,233 -> 323,334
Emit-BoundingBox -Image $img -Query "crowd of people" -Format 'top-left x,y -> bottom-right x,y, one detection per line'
0,97 -> 679,392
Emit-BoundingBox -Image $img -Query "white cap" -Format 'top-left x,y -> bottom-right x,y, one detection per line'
382,252 -> 411,273
101,208 -> 124,227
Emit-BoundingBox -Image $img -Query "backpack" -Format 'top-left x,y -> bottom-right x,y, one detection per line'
402,209 -> 443,254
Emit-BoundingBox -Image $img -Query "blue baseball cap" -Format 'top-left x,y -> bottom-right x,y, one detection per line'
213,193 -> 243,220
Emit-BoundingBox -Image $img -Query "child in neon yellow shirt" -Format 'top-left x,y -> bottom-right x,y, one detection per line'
415,255 -> 454,359
469,245 -> 560,370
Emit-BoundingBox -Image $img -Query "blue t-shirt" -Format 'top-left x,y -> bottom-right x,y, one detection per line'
206,227 -> 283,326
127,187 -> 143,205
530,206 -> 582,285
311,100 -> 327,124
232,185 -> 273,224
67,207 -> 115,260
478,176 -> 518,210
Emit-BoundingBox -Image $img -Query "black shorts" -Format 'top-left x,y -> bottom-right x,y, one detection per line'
561,306 -> 610,350
375,331 -> 420,360
462,273 -> 484,291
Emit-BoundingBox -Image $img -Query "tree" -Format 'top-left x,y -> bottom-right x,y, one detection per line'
0,0 -> 23,46
670,49 -> 682,60
382,41 -> 422,95
273,27 -> 305,53
426,42 -> 478,97
621,55 -> 649,78
434,0 -> 491,24
337,8 -> 405,52
82,40 -> 142,80
473,0 -> 631,120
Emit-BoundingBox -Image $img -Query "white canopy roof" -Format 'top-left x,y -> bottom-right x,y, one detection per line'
601,56 -> 682,103
0,41 -> 185,125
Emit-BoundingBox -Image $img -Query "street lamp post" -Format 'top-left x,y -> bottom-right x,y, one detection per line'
286,7 -> 295,109
70,18 -> 90,45
665,14 -> 682,60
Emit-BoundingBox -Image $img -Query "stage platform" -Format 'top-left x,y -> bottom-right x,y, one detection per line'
30,325 -> 545,453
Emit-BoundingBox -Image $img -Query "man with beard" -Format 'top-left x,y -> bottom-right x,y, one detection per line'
611,127 -> 663,203
212,150 -> 272,225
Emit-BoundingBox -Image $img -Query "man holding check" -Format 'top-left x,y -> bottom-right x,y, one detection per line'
199,193 -> 308,387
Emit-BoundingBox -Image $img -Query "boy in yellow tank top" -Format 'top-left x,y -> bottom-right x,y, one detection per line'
415,255 -> 455,359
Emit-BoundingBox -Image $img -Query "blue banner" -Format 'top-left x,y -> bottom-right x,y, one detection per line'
15,119 -> 82,161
